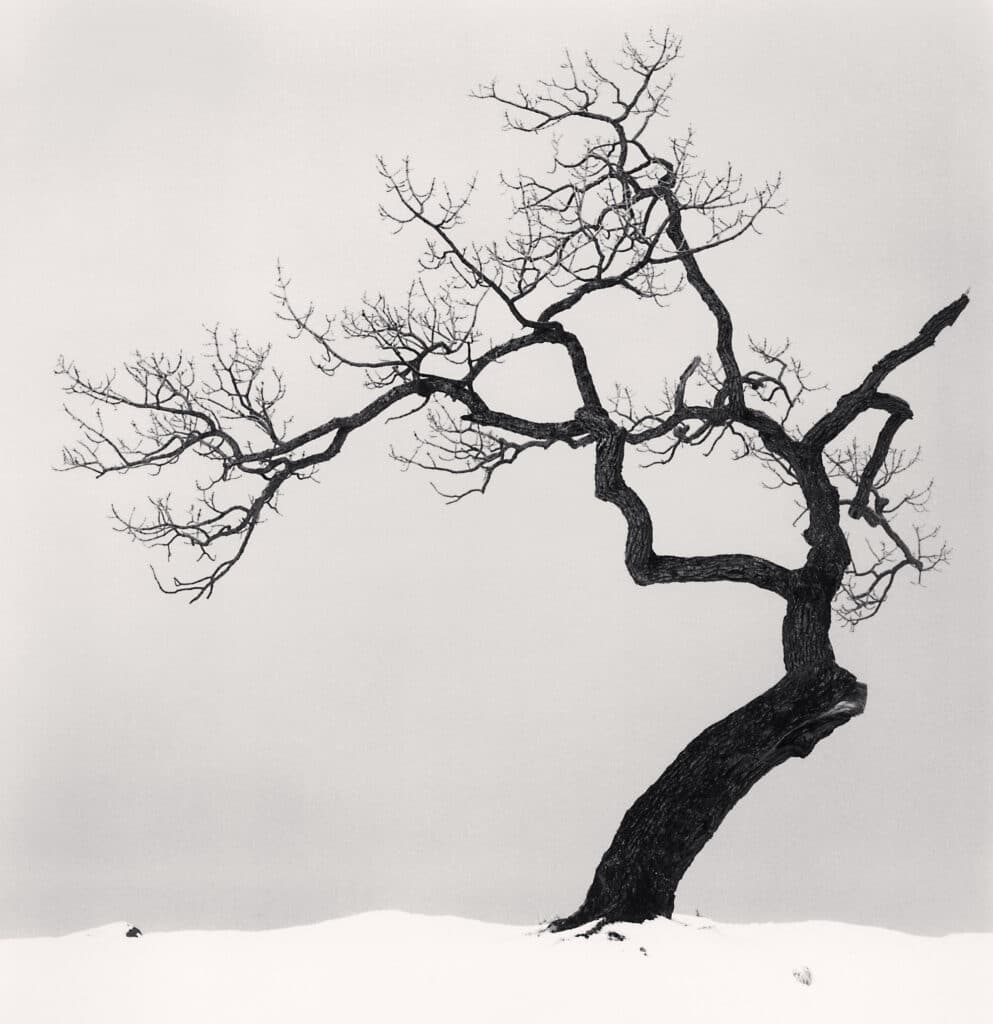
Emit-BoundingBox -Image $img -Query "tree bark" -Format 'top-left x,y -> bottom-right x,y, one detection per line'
548,662 -> 866,932
549,421 -> 866,932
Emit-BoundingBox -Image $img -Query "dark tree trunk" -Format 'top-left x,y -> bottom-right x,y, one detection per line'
549,420 -> 869,932
782,577 -> 837,671
548,661 -> 866,932
548,298 -> 968,934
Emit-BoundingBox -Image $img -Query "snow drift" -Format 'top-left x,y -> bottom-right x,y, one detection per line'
1,911 -> 988,1022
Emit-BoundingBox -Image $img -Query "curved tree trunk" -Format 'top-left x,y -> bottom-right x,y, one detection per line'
549,425 -> 864,932
548,662 -> 866,932
546,296 -> 973,933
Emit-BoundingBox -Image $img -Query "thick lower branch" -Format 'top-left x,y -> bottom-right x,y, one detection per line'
549,662 -> 866,931
590,424 -> 791,596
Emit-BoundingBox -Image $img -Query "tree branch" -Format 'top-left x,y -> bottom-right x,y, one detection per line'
805,294 -> 969,450
658,187 -> 743,413
586,412 -> 791,596
847,394 -> 912,521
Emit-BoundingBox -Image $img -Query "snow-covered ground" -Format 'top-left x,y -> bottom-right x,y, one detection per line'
1,911 -> 988,1022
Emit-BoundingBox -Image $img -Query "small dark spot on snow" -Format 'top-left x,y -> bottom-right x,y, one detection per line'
125,926 -> 142,938
606,930 -> 625,942
639,946 -> 648,956
792,966 -> 812,986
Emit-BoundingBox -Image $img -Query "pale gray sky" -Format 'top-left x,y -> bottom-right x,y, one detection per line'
3,0 -> 991,938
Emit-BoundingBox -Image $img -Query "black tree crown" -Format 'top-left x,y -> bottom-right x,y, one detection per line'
58,30 -> 963,626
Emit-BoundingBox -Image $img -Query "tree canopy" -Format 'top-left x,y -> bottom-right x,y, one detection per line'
58,31 -> 965,634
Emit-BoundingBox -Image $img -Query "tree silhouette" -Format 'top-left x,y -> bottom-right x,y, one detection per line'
58,31 -> 968,932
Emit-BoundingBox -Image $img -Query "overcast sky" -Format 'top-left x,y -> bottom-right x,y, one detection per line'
3,0 -> 991,938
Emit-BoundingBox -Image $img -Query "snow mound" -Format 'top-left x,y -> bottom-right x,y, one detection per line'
1,911 -> 988,1022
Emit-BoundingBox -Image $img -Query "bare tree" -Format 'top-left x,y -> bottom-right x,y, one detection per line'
58,31 -> 968,932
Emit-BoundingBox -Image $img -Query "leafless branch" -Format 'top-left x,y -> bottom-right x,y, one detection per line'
826,442 -> 947,626
58,31 -> 967,626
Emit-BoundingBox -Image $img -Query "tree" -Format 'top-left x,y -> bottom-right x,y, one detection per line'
58,31 -> 967,933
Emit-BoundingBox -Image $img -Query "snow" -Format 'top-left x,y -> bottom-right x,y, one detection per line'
1,911 -> 988,1022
